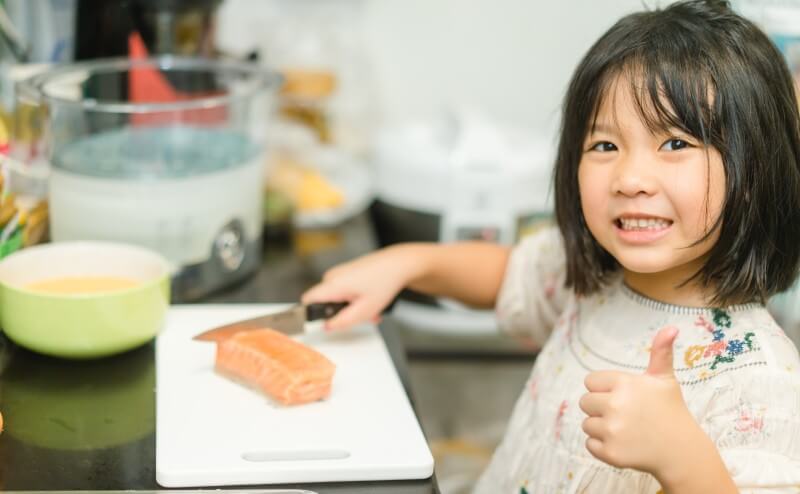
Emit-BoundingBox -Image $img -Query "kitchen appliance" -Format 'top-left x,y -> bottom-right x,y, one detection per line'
74,0 -> 221,60
371,112 -> 552,246
192,301 -> 348,340
370,113 -> 553,335
156,304 -> 434,486
20,57 -> 279,301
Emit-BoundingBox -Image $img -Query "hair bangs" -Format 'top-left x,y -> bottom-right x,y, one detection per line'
588,55 -> 717,146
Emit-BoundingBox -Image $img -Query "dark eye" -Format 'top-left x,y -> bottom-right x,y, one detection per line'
660,139 -> 690,151
590,141 -> 617,152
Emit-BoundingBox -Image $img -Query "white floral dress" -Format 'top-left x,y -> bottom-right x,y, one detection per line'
474,227 -> 800,493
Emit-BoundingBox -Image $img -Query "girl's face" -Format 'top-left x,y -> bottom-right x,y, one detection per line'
578,77 -> 726,303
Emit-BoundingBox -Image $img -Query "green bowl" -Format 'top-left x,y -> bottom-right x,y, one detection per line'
0,241 -> 171,359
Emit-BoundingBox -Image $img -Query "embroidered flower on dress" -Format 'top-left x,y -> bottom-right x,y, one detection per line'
704,340 -> 726,357
727,339 -> 746,355
554,400 -> 568,440
710,332 -> 755,370
683,310 -> 757,371
715,401 -> 772,447
734,404 -> 766,434
695,315 -> 715,333
529,378 -> 539,400
710,354 -> 735,369
685,345 -> 706,367
712,308 -> 732,328
544,275 -> 557,300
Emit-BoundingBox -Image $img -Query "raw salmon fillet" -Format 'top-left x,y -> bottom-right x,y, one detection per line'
215,328 -> 335,406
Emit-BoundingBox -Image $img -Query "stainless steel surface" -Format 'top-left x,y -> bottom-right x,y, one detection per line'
193,304 -> 306,340
192,302 -> 349,341
173,235 -> 262,302
215,219 -> 247,273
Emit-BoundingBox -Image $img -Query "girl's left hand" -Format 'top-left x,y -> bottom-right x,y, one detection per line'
578,327 -> 708,481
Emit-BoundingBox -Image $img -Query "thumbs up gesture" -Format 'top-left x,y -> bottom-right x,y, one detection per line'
646,326 -> 678,376
578,327 -> 705,478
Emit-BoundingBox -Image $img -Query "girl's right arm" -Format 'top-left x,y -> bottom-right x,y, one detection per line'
301,242 -> 511,331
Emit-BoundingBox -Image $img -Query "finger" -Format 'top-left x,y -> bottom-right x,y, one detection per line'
578,392 -> 610,417
301,282 -> 350,305
324,299 -> 381,331
581,416 -> 606,439
584,370 -> 623,393
585,437 -> 605,461
322,265 -> 346,282
646,326 -> 679,376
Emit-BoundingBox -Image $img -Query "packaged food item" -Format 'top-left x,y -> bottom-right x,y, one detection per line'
269,158 -> 344,212
279,68 -> 337,143
241,0 -> 377,229
0,157 -> 48,258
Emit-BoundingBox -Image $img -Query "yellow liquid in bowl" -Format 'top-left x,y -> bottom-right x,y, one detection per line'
26,276 -> 140,294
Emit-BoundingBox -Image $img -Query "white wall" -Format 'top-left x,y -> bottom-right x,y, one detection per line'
359,0 -> 648,135
217,0 -> 653,140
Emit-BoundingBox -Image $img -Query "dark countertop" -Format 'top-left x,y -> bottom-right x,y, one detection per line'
0,214 -> 439,494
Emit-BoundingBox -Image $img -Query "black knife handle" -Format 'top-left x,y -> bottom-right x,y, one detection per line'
306,302 -> 349,321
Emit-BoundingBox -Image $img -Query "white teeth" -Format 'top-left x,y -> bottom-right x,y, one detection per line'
619,218 -> 671,231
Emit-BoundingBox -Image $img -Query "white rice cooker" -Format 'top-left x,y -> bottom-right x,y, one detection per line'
370,113 -> 554,334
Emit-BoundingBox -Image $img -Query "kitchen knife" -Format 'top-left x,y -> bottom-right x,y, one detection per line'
192,302 -> 349,342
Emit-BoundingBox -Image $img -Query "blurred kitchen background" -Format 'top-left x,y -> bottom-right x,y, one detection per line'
0,0 -> 799,492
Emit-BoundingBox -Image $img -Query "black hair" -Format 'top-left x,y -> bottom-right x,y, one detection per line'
554,0 -> 800,306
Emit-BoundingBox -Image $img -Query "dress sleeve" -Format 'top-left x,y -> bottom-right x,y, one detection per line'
494,226 -> 569,350
703,369 -> 800,492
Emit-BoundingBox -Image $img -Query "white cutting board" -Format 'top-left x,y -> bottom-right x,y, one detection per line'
156,305 -> 434,487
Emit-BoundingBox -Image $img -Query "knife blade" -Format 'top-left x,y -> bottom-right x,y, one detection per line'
192,302 -> 349,342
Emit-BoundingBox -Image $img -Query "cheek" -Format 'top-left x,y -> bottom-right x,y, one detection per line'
578,163 -> 607,227
674,157 -> 726,235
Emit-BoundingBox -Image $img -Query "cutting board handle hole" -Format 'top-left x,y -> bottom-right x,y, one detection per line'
242,449 -> 351,462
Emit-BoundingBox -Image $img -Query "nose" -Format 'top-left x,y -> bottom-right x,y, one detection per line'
610,152 -> 658,197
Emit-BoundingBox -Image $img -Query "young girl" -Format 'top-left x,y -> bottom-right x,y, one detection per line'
302,0 -> 800,491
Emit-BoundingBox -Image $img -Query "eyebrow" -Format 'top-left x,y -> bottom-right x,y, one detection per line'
591,121 -> 690,139
589,122 -> 619,136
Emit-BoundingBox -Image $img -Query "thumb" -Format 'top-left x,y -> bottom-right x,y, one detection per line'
301,282 -> 349,305
645,326 -> 679,376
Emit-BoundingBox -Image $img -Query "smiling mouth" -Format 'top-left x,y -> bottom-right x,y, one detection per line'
614,217 -> 673,231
